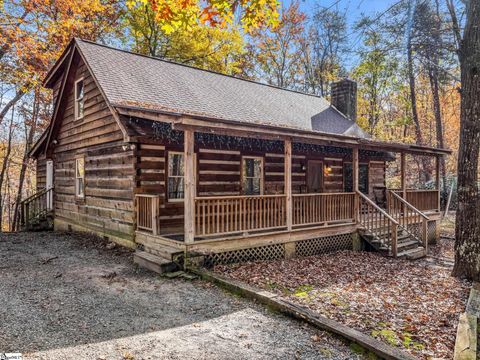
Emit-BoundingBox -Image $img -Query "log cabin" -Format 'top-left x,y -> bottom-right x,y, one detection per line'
25,38 -> 450,272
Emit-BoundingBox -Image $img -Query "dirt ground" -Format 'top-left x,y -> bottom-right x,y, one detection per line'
0,232 -> 365,360
216,251 -> 470,359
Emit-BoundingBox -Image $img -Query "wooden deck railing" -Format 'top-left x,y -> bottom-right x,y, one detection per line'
17,187 -> 54,231
195,194 -> 287,237
387,190 -> 429,249
392,189 -> 440,212
292,192 -> 355,227
358,191 -> 400,257
136,194 -> 160,235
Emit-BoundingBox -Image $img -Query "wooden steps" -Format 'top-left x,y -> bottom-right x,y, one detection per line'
397,246 -> 426,260
134,250 -> 179,274
359,228 -> 426,260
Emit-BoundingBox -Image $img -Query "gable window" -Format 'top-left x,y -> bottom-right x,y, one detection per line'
75,157 -> 85,198
74,78 -> 84,120
167,152 -> 185,201
343,163 -> 369,194
242,157 -> 263,195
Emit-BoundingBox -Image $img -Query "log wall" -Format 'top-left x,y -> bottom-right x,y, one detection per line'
134,134 -> 387,235
51,56 -> 135,247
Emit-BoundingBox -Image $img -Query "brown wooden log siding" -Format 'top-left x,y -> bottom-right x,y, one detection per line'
369,161 -> 387,194
134,139 -> 387,235
51,57 -> 135,245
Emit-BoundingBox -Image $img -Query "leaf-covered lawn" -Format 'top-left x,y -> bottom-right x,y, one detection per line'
215,251 -> 470,359
429,237 -> 455,260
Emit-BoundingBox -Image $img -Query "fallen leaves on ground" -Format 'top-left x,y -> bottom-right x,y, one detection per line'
429,237 -> 455,260
215,251 -> 470,359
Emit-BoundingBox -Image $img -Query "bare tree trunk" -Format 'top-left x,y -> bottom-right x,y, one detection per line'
453,1 -> 480,280
12,91 -> 39,230
428,66 -> 448,195
407,35 -> 431,183
0,90 -> 24,126
0,108 -> 16,231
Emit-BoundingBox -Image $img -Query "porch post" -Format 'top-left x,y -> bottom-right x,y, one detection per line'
353,147 -> 359,223
284,139 -> 292,230
400,152 -> 407,199
435,155 -> 441,211
184,129 -> 195,244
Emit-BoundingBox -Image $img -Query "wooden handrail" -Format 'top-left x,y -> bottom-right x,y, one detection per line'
390,188 -> 440,212
292,192 -> 355,197
19,187 -> 50,205
195,194 -> 286,201
388,190 -> 429,220
195,194 -> 287,237
357,191 -> 399,257
387,190 -> 430,251
17,187 -> 54,231
357,191 -> 398,225
136,194 -> 160,235
293,192 -> 355,226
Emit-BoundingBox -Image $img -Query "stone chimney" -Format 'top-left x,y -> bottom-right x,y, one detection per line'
331,79 -> 357,122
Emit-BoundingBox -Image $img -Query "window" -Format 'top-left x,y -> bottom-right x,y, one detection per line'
167,152 -> 185,201
74,78 -> 84,120
75,157 -> 85,198
343,163 -> 369,194
242,157 -> 263,195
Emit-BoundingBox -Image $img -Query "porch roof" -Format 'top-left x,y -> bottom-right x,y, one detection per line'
116,105 -> 451,157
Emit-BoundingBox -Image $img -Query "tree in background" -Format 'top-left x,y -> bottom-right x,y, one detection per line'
129,0 -> 280,34
126,2 -> 245,74
1,0 -> 124,230
245,2 -> 305,88
300,7 -> 347,97
352,29 -> 399,135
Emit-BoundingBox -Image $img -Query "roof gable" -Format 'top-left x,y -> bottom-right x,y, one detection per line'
75,39 -> 367,137
38,41 -> 128,156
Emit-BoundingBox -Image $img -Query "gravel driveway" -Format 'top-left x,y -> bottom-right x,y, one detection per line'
0,232 -> 363,360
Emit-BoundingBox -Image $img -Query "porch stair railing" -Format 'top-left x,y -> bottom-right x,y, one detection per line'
386,190 -> 429,251
17,187 -> 54,231
357,191 -> 400,257
357,190 -> 428,259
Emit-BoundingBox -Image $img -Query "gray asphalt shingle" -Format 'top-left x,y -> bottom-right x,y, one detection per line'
76,39 -> 369,138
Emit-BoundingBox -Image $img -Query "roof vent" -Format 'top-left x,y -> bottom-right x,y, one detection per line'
331,79 -> 357,122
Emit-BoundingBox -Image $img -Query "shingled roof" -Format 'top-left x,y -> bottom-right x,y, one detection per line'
72,39 -> 369,138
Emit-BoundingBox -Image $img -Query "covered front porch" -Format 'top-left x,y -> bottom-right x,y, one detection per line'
129,113 -> 448,266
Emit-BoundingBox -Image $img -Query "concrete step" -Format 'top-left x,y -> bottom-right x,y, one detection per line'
134,251 -> 179,274
397,246 -> 426,260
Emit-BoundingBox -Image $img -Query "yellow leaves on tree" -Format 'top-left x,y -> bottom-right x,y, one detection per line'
126,2 -> 246,75
127,0 -> 280,34
1,0 -> 123,90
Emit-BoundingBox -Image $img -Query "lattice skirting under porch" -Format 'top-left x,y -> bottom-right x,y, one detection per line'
203,243 -> 285,267
203,232 -> 354,267
427,220 -> 437,244
406,220 -> 438,245
295,233 -> 354,257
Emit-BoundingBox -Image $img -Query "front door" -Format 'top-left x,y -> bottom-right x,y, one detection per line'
307,160 -> 323,193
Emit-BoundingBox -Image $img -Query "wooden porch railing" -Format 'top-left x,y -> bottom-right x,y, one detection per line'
136,194 -> 160,235
393,189 -> 440,212
357,191 -> 400,257
195,194 -> 287,237
292,192 -> 355,227
18,187 -> 54,231
387,190 -> 429,249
